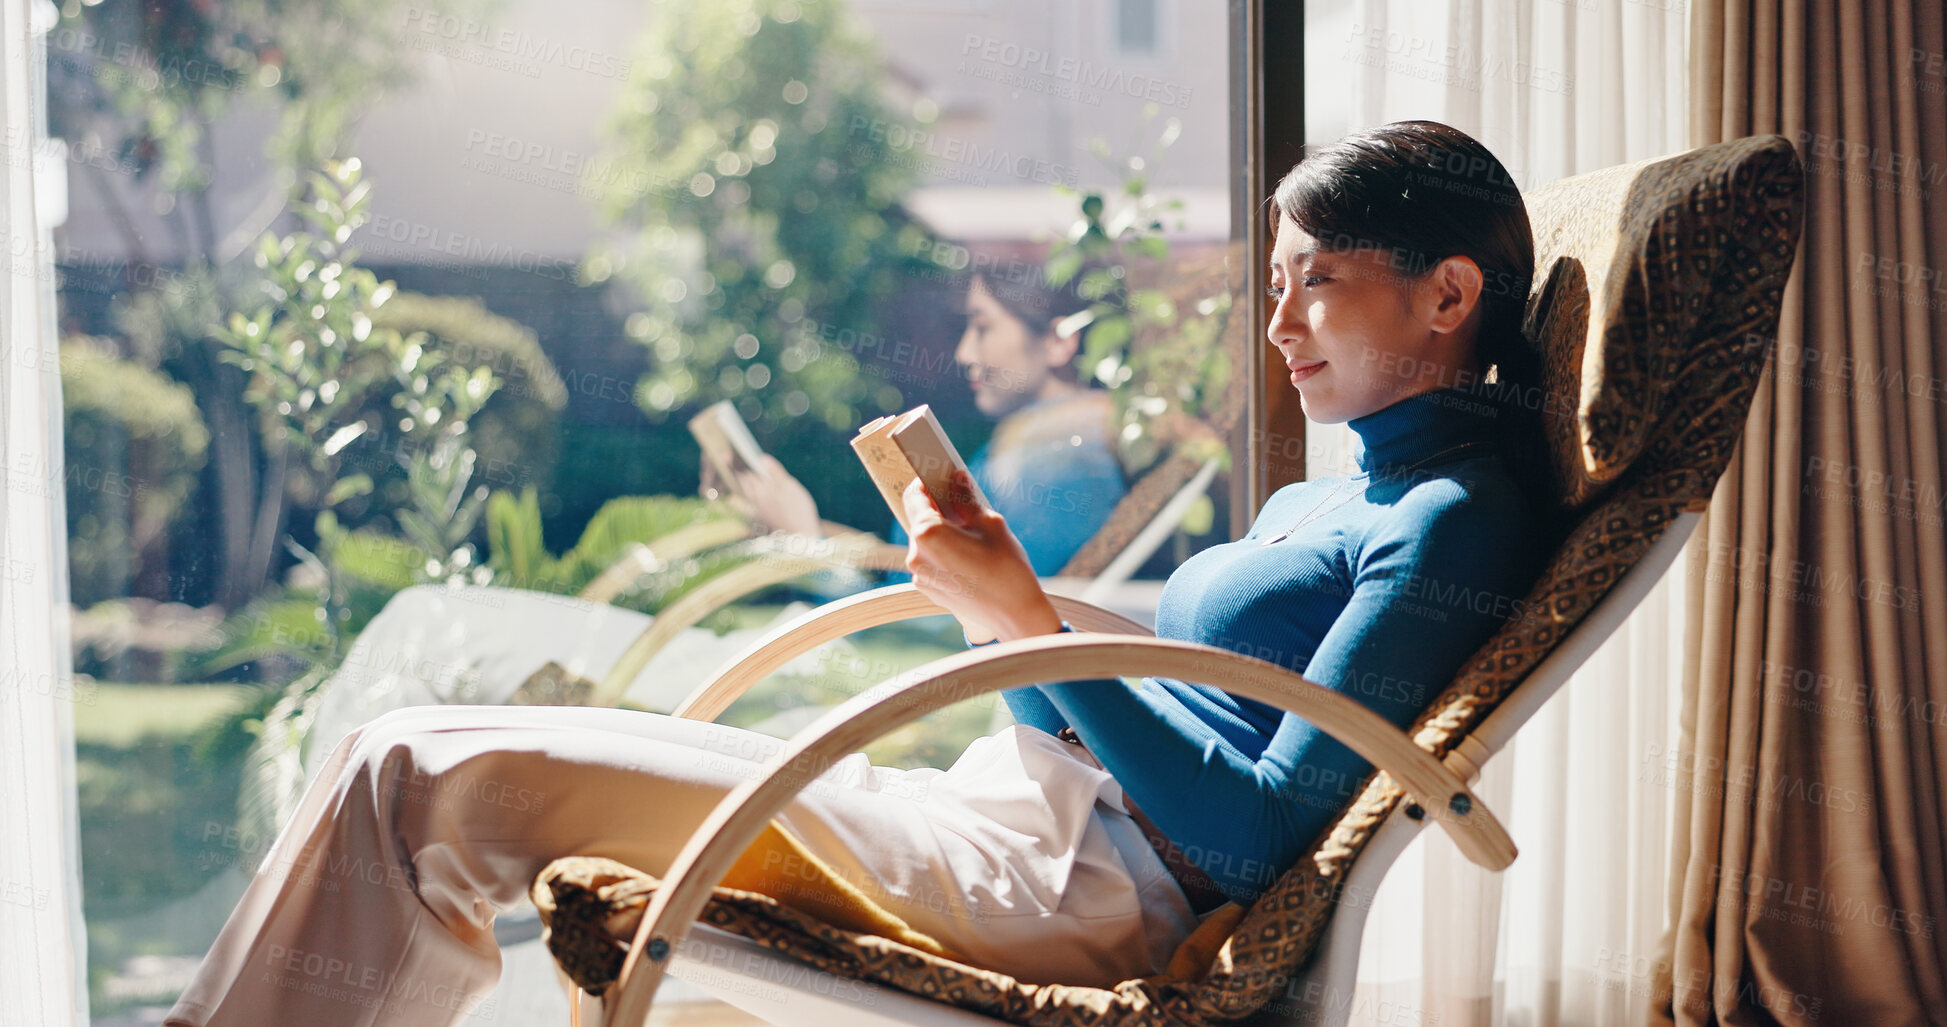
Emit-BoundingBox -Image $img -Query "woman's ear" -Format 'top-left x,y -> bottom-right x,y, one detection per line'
1042,316 -> 1082,368
1425,255 -> 1485,336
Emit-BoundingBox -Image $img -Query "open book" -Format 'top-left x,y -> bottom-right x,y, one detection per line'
851,405 -> 990,536
688,400 -> 770,501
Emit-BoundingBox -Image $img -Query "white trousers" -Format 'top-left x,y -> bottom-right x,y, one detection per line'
165,705 -> 1199,1027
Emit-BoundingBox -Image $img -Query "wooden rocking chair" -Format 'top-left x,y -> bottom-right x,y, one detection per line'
533,134 -> 1805,1027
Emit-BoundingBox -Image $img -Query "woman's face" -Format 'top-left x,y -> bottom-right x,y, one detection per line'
954,277 -> 1071,418
1266,212 -> 1482,424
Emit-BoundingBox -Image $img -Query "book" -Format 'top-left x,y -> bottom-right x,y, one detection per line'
688,400 -> 770,497
850,404 -> 989,536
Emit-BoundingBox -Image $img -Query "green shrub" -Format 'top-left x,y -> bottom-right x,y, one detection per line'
486,488 -> 744,610
366,292 -> 566,502
60,339 -> 211,605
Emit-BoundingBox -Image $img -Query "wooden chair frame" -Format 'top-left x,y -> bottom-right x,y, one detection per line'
589,528 -> 904,706
589,584 -> 1524,1026
585,450 -> 1223,708
541,508 -> 1703,1027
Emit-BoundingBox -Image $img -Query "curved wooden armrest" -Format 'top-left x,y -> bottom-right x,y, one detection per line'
577,520 -> 752,605
603,634 -> 1515,1026
592,533 -> 906,707
815,519 -> 901,559
669,582 -> 1155,722
578,544 -> 657,605
814,531 -> 909,572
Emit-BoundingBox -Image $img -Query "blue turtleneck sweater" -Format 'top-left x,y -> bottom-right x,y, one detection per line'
1002,385 -> 1548,904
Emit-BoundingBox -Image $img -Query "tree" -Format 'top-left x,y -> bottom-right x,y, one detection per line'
47,0 -> 489,607
590,0 -> 952,441
215,160 -> 502,638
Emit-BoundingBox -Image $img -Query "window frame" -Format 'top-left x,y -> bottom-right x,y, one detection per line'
1232,0 -> 1308,532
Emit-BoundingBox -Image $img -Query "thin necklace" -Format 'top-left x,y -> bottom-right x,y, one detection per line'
1258,439 -> 1495,546
1258,478 -> 1355,546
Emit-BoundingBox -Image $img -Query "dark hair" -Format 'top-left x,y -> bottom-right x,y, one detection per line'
1272,120 -> 1551,504
962,264 -> 1096,383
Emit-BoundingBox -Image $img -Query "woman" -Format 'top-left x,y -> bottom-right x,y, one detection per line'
165,120 -> 1551,1025
713,266 -> 1127,576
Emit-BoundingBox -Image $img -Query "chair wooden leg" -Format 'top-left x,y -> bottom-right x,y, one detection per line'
555,963 -> 597,1027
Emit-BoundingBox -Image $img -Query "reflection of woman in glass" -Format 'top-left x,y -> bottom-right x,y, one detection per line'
710,267 -> 1126,576
167,121 -> 1550,1026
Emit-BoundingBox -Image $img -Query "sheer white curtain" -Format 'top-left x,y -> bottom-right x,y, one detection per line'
1,0 -> 87,1024
1300,2 -> 1692,1024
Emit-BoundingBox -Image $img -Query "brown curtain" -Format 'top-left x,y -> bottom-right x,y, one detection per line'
1657,1 -> 1947,1024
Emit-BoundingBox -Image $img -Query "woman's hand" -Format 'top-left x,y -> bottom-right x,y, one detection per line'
902,470 -> 1062,644
700,455 -> 822,538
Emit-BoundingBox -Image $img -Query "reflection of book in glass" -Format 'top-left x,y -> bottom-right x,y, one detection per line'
688,400 -> 769,497
850,404 -> 990,536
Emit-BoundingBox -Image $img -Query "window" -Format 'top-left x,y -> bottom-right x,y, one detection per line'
1117,0 -> 1162,54
44,0 -> 1253,1020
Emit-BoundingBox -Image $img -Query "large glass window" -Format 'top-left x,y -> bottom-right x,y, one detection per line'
49,0 -> 1246,1020
1116,0 -> 1162,54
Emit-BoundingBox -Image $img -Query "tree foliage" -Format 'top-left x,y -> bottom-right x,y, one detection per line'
1044,115 -> 1237,475
59,338 -> 212,605
215,159 -> 504,642
46,0 -> 490,608
591,0 -> 951,438
48,0 -> 463,203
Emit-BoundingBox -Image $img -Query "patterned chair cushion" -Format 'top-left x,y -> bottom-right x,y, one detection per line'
538,134 -> 1806,1026
1526,136 -> 1807,510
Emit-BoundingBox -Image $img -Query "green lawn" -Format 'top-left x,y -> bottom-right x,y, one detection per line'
74,683 -> 258,747
75,681 -> 263,1012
